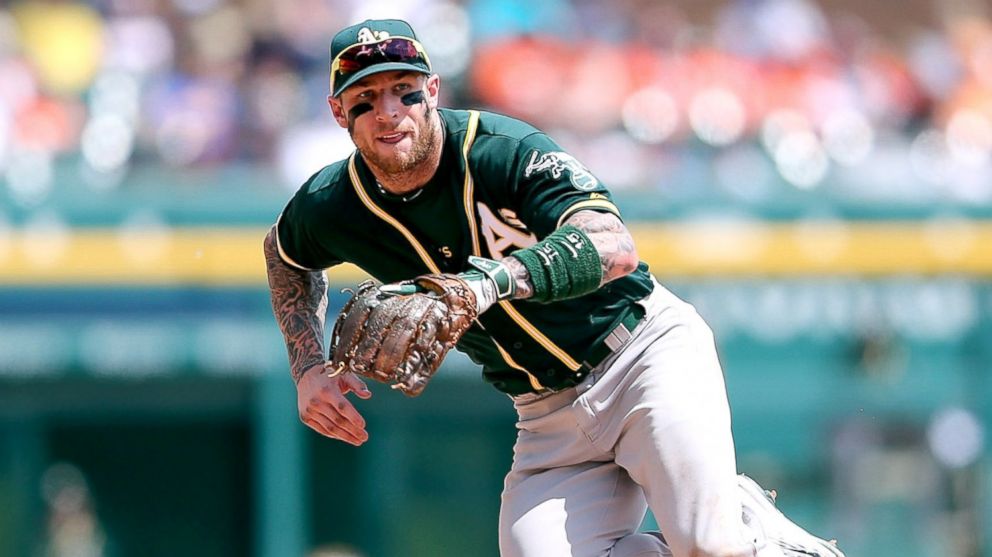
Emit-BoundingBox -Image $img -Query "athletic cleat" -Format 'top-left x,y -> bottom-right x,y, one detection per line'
738,474 -> 846,557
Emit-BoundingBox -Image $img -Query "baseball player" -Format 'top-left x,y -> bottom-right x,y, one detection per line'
263,18 -> 846,557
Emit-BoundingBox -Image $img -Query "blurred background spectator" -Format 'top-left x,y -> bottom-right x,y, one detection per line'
0,0 -> 988,202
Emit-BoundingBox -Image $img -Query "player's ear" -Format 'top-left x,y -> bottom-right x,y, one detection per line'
425,74 -> 441,109
327,95 -> 349,128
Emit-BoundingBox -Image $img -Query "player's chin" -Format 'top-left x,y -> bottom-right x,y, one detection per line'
373,149 -> 415,171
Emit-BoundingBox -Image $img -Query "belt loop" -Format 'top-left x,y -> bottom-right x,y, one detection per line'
584,304 -> 643,372
603,323 -> 632,352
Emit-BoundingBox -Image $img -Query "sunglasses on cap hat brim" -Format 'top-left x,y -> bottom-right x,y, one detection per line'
330,36 -> 432,96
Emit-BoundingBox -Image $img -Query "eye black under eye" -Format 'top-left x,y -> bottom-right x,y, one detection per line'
401,91 -> 425,106
348,102 -> 373,120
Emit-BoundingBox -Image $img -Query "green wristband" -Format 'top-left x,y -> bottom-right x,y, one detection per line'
510,225 -> 602,303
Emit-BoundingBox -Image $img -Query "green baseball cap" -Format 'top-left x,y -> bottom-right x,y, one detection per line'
329,19 -> 433,97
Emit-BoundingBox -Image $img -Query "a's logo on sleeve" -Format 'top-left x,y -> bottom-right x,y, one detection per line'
523,150 -> 599,191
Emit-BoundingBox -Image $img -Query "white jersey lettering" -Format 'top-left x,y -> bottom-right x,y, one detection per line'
477,203 -> 537,259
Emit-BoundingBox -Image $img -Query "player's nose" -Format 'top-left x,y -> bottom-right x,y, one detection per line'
374,96 -> 402,122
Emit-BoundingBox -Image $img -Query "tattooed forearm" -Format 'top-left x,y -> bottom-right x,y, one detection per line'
502,256 -> 534,300
263,227 -> 329,383
564,210 -> 639,284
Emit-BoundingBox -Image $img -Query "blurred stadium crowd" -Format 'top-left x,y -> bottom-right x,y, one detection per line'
0,0 -> 991,205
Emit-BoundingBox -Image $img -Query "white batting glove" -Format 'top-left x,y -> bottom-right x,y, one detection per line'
456,256 -> 515,314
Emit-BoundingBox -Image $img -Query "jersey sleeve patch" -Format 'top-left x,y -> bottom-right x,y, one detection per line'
523,150 -> 600,191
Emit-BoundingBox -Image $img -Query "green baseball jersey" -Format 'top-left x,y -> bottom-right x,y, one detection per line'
276,108 -> 653,395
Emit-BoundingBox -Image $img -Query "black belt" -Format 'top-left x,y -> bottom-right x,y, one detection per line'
581,303 -> 646,372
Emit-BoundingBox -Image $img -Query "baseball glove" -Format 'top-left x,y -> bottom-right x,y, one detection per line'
328,275 -> 478,396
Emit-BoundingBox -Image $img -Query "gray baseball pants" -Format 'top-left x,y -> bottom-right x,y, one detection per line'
498,280 -> 777,557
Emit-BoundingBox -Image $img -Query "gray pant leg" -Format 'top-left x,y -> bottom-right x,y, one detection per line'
499,460 -> 653,557
575,285 -> 765,557
499,387 -> 665,557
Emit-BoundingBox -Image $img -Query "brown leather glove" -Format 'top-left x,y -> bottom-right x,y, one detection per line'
329,275 -> 478,396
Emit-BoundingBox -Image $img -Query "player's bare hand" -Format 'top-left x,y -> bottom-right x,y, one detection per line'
296,363 -> 371,446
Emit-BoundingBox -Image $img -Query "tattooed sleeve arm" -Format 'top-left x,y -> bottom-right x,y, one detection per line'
501,257 -> 534,300
563,210 -> 639,284
263,225 -> 329,384
501,210 -> 639,300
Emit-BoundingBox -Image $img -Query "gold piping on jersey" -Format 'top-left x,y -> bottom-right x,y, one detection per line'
492,340 -> 545,391
274,217 -> 319,271
459,113 -> 554,386
462,110 -> 483,256
346,153 -> 442,274
556,199 -> 621,229
496,300 -> 582,370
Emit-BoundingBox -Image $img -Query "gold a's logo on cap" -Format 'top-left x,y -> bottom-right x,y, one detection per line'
357,27 -> 390,44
